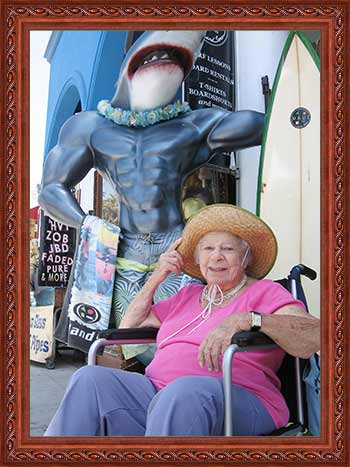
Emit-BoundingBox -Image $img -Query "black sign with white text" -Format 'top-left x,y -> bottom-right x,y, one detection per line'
184,31 -> 235,111
38,212 -> 76,287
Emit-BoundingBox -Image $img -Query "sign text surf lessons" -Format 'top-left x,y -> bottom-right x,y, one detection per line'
184,31 -> 235,110
38,212 -> 76,287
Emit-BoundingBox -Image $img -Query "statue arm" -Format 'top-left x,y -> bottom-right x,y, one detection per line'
207,110 -> 265,153
38,115 -> 96,228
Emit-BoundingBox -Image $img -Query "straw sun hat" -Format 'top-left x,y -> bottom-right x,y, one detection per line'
177,204 -> 278,281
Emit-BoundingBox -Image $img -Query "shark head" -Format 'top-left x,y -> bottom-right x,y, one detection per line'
111,30 -> 206,111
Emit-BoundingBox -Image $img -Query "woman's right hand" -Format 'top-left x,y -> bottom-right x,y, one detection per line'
151,238 -> 184,283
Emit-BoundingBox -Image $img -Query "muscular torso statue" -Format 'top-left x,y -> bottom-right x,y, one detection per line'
39,107 -> 264,233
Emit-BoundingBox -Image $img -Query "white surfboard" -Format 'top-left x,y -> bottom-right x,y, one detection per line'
257,32 -> 320,318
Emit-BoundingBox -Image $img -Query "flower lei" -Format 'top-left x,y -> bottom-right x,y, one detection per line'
97,99 -> 191,128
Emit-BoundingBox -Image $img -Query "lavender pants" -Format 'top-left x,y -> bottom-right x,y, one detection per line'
44,366 -> 275,437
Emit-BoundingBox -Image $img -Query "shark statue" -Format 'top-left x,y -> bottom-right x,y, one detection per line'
39,30 -> 265,356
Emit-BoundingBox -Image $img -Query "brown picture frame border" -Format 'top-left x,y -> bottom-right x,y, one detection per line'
2,2 -> 349,466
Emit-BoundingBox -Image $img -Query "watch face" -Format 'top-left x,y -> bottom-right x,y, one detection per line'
252,312 -> 262,329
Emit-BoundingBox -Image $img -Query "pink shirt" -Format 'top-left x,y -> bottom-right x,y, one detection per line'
145,280 -> 305,429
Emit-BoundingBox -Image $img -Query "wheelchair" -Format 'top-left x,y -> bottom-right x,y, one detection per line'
88,263 -> 319,437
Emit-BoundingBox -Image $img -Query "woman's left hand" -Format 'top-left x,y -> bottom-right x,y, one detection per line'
198,313 -> 251,372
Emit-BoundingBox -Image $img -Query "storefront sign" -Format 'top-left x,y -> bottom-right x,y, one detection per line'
184,31 -> 235,111
38,212 -> 76,287
184,31 -> 237,181
29,305 -> 54,363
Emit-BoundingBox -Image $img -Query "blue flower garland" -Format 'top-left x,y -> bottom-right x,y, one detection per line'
97,99 -> 191,128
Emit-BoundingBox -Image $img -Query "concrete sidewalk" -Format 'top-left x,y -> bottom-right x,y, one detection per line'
30,349 -> 85,436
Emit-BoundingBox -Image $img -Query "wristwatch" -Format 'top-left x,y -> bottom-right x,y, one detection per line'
250,312 -> 262,332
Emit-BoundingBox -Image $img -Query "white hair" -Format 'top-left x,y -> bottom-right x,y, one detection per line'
239,239 -> 252,269
194,234 -> 252,270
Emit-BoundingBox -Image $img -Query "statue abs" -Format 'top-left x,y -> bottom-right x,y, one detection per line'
91,115 -> 208,234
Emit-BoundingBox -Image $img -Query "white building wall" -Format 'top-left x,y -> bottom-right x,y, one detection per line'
235,30 -> 289,213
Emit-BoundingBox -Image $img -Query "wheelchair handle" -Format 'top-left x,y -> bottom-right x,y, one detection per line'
290,264 -> 317,281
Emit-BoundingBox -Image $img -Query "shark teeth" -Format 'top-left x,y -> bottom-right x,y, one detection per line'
128,45 -> 192,79
141,50 -> 170,66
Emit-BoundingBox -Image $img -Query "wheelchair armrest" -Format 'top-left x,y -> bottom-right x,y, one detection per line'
231,330 -> 276,347
87,327 -> 158,366
98,327 -> 159,341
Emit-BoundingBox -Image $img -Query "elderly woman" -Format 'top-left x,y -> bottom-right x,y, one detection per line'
45,204 -> 320,437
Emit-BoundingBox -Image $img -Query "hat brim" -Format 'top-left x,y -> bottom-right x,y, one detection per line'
177,204 -> 278,281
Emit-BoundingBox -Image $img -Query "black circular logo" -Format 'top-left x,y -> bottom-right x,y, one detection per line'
290,107 -> 311,129
204,31 -> 228,47
73,303 -> 101,324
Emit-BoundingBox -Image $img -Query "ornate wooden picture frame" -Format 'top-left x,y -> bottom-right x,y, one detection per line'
1,1 -> 348,466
